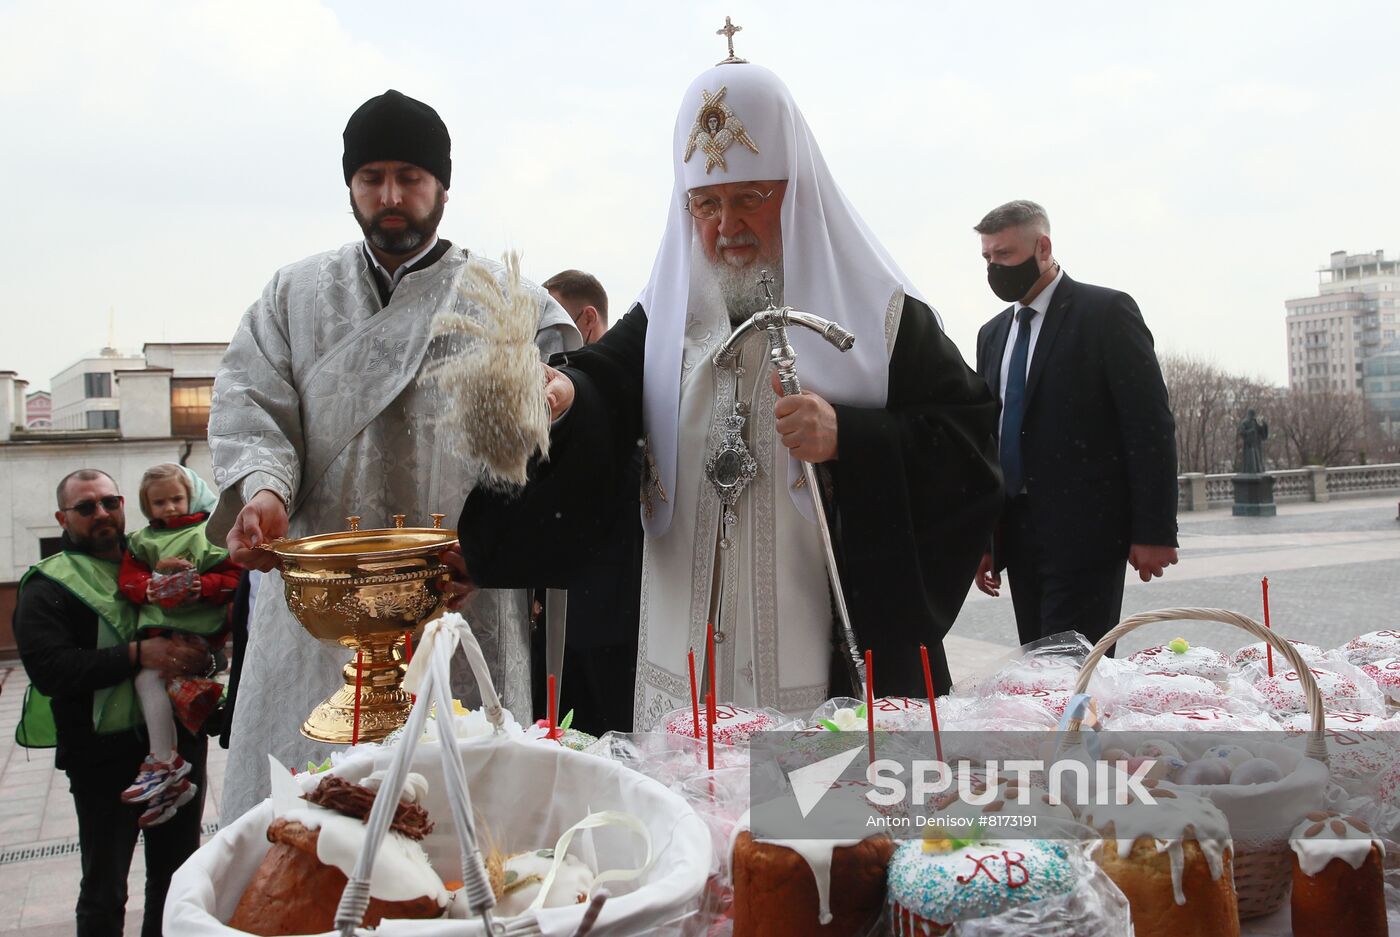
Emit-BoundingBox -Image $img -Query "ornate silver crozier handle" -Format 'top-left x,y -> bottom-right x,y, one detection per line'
712,271 -> 866,692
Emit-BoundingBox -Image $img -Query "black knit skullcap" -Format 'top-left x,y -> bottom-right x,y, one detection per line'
342,89 -> 452,189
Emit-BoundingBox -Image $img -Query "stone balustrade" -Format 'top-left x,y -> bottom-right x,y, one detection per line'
1177,462 -> 1400,511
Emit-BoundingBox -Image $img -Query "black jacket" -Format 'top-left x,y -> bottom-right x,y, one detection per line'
462,296 -> 1003,696
975,273 -> 1178,567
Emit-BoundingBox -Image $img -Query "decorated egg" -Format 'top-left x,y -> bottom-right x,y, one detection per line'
1173,758 -> 1234,786
1154,756 -> 1189,781
1122,755 -> 1176,782
1135,738 -> 1183,760
1229,757 -> 1284,785
1202,744 -> 1252,768
1128,638 -> 1231,680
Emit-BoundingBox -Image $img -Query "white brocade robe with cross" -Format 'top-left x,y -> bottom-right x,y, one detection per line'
634,290 -> 903,729
208,243 -> 577,821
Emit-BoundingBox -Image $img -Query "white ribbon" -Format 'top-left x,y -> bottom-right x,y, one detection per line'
528,810 -> 654,914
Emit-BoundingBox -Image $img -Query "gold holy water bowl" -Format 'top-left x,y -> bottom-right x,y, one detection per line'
264,513 -> 457,744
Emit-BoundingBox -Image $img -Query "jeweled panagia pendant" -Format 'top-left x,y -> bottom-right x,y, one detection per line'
704,413 -> 759,508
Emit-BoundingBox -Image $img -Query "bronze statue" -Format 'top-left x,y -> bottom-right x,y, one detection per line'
1239,409 -> 1269,474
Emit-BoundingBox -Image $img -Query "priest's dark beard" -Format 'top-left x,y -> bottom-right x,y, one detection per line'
350,188 -> 446,255
707,238 -> 784,327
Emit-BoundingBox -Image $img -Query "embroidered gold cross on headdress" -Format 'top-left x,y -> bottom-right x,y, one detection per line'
683,86 -> 759,175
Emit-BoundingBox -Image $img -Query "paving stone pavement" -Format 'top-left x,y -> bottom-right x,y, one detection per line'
948,493 -> 1400,672
0,666 -> 226,935
0,492 -> 1393,933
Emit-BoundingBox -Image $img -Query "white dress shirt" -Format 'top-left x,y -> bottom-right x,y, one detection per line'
997,266 -> 1064,441
364,235 -> 439,291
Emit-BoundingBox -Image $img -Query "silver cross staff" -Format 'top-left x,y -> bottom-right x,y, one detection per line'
712,272 -> 866,690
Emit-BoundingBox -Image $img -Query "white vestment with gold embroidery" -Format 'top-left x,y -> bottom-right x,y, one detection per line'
633,284 -> 904,729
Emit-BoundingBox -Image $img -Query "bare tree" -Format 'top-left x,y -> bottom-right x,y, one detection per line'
1162,353 -> 1231,473
1161,353 -> 1277,472
1274,387 -> 1368,466
1361,402 -> 1400,464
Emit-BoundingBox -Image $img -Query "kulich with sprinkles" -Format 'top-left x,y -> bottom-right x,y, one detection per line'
1231,638 -> 1324,667
1358,657 -> 1400,702
1252,667 -> 1362,714
1342,629 -> 1400,665
1127,638 -> 1231,681
886,833 -> 1079,935
1121,671 -> 1227,714
664,703 -> 778,745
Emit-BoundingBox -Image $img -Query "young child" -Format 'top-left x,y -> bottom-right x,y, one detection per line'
117,464 -> 240,827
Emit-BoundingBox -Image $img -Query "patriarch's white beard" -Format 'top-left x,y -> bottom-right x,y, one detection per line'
704,234 -> 784,326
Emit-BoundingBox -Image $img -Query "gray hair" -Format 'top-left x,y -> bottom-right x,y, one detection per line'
974,200 -> 1051,236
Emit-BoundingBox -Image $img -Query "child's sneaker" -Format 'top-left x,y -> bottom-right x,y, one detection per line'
121,758 -> 170,804
120,754 -> 191,804
139,778 -> 197,829
162,754 -> 192,785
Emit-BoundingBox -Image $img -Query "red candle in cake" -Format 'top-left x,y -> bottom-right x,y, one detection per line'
1262,576 -> 1273,677
865,649 -> 875,764
351,650 -> 364,746
687,649 -> 700,739
547,673 -> 559,740
706,691 -> 716,770
919,644 -> 943,762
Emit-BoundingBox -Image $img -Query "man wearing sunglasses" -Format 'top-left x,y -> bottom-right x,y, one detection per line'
460,55 -> 1003,726
14,469 -> 210,937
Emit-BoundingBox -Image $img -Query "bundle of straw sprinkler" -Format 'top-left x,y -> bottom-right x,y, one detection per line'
421,251 -> 550,489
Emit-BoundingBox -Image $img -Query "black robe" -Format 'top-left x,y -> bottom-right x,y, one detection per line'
459,295 -> 1003,698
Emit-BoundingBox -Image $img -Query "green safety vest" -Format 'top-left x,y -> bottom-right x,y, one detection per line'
125,521 -> 230,636
15,552 -> 142,748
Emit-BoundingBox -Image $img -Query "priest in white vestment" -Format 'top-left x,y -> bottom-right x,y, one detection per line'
461,51 -> 1003,729
208,90 -> 580,820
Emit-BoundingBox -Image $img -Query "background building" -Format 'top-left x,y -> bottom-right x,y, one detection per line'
143,342 -> 225,437
24,390 -> 51,429
0,341 -> 227,659
1285,249 -> 1400,394
48,347 -> 145,430
1365,342 -> 1400,438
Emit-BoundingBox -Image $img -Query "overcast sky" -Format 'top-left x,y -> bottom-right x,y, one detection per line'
3,0 -> 1395,391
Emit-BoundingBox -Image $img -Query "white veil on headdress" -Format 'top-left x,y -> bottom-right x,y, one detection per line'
637,62 -> 929,535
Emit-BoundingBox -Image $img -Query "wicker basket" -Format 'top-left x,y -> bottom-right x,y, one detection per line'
1064,607 -> 1329,921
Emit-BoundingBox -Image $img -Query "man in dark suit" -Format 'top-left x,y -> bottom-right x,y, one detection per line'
971,200 -> 1178,648
529,269 -> 642,735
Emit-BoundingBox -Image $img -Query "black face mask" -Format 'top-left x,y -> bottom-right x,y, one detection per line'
987,254 -> 1042,303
